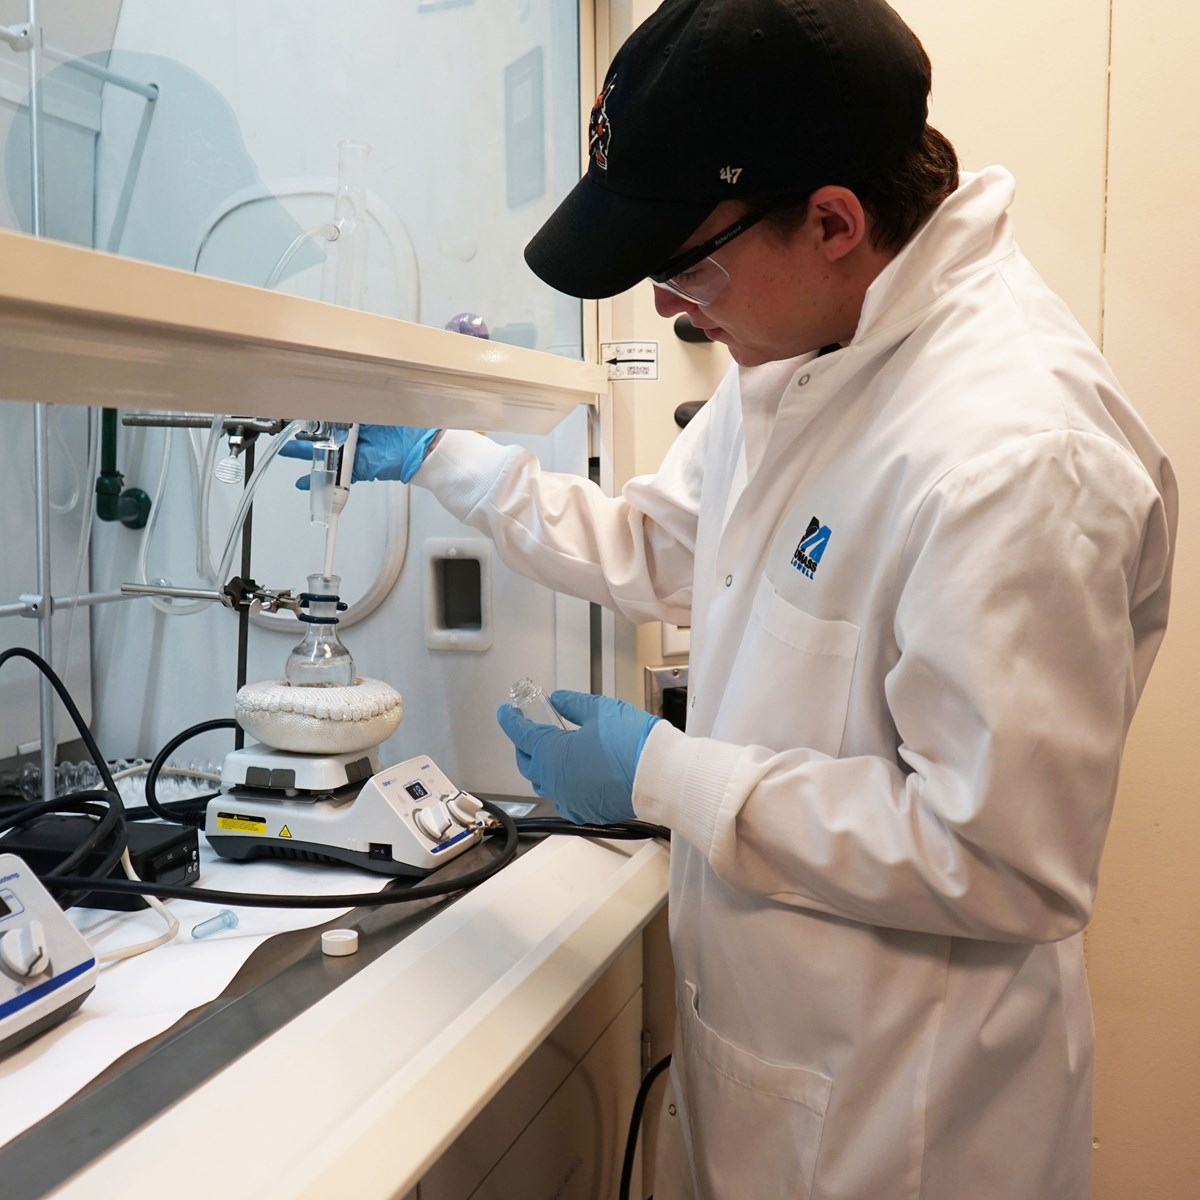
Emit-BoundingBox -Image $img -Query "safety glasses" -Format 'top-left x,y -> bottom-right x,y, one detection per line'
649,208 -> 771,306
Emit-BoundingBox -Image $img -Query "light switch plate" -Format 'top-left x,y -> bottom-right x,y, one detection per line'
661,622 -> 690,658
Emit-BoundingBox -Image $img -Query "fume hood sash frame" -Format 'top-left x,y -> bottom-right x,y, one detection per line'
0,228 -> 606,431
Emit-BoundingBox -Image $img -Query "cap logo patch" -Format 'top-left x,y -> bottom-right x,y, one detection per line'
719,166 -> 744,185
590,78 -> 616,171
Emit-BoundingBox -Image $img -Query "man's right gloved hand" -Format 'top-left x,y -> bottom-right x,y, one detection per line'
281,424 -> 441,486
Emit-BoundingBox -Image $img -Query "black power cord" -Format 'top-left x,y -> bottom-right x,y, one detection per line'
620,1053 -> 673,1200
0,649 -> 120,796
505,817 -> 671,842
0,648 -> 128,907
140,716 -> 232,826
49,797 -> 519,908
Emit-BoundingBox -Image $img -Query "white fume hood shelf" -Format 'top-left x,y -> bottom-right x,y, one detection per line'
0,229 -> 606,432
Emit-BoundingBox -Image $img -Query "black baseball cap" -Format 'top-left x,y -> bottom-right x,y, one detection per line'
525,0 -> 931,299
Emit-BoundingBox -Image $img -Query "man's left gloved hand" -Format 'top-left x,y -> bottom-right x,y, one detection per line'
496,690 -> 660,826
281,424 -> 440,485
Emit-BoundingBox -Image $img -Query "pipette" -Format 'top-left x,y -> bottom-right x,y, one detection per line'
308,424 -> 359,575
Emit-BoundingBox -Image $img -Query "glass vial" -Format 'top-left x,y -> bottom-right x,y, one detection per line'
509,677 -> 566,727
285,574 -> 356,687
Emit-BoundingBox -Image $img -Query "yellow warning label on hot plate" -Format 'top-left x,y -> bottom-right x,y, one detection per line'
279,825 -> 293,839
215,812 -> 267,835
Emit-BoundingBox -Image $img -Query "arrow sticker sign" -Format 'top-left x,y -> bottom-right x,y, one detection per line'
602,341 -> 659,381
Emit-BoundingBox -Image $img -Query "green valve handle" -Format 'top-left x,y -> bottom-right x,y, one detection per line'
117,487 -> 151,530
95,473 -> 151,529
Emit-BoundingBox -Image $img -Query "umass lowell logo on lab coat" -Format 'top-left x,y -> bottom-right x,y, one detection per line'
791,517 -> 831,579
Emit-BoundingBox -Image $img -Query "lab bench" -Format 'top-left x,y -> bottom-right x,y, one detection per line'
0,824 -> 670,1200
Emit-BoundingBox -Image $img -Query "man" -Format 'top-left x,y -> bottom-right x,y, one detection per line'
315,2 -> 1177,1196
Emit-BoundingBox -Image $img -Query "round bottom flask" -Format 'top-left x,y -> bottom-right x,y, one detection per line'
286,573 -> 356,687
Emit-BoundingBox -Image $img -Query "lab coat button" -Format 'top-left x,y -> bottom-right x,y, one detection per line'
798,373 -> 810,386
724,575 -> 733,587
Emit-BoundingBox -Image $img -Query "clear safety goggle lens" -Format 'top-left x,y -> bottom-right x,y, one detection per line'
651,256 -> 731,307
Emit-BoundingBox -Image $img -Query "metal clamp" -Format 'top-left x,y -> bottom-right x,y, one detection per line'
120,576 -> 304,615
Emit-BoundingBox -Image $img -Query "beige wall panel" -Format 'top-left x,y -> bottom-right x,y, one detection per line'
1092,2 -> 1200,1196
892,0 -> 1110,339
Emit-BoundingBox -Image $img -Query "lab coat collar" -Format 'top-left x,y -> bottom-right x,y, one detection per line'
735,168 -> 1018,474
855,166 -> 1018,350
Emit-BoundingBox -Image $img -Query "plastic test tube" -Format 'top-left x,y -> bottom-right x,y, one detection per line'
191,909 -> 239,939
509,677 -> 567,727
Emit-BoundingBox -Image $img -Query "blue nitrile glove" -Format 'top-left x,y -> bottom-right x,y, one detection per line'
281,424 -> 440,486
495,689 -> 660,826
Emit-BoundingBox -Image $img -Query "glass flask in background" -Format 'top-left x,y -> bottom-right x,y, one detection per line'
321,140 -> 370,310
509,677 -> 566,727
286,574 -> 356,687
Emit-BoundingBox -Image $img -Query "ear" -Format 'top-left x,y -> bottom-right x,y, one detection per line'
807,186 -> 869,263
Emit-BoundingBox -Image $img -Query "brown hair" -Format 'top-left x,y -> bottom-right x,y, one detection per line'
754,125 -> 961,253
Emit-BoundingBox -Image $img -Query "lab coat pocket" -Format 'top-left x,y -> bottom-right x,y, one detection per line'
714,575 -> 859,756
679,981 -> 831,1200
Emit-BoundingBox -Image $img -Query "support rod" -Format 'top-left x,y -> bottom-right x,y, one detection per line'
33,404 -> 56,798
0,24 -> 158,101
40,42 -> 159,101
26,0 -> 54,797
26,3 -> 44,238
234,442 -> 256,750
0,590 -> 141,620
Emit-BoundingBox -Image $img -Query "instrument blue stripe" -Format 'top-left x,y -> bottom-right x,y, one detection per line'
0,957 -> 95,1021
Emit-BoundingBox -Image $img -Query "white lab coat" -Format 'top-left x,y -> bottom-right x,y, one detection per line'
416,168 -> 1176,1200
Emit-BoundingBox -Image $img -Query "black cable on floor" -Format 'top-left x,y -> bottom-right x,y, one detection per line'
619,1053 -> 672,1200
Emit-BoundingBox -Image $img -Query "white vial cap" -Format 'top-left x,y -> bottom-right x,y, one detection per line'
321,928 -> 359,957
